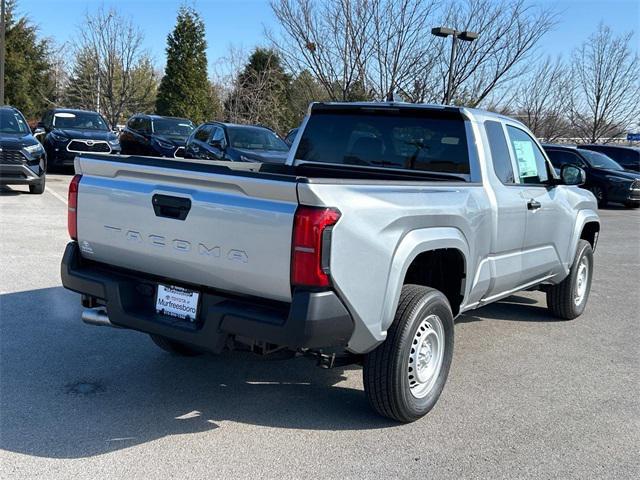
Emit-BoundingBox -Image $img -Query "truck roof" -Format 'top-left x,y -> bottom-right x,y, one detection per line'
307,101 -> 525,127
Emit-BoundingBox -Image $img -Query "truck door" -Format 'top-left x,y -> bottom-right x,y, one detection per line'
504,125 -> 574,285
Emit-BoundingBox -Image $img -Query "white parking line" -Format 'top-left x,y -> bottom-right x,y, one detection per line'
46,186 -> 67,205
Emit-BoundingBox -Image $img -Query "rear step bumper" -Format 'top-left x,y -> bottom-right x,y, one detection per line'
61,242 -> 354,352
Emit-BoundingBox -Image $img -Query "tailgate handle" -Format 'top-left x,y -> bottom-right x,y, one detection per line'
152,194 -> 191,221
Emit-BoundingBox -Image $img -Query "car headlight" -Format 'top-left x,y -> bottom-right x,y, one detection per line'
23,144 -> 44,155
154,139 -> 174,150
49,131 -> 69,142
108,139 -> 120,147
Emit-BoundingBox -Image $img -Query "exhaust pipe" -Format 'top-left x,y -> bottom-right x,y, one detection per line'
81,308 -> 118,327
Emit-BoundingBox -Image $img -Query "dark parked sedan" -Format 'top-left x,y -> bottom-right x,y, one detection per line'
185,122 -> 289,163
36,108 -> 121,169
0,106 -> 47,194
578,144 -> 640,172
543,144 -> 640,208
119,115 -> 195,158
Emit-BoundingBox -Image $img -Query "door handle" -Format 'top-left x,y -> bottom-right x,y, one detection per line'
152,194 -> 191,221
527,199 -> 541,211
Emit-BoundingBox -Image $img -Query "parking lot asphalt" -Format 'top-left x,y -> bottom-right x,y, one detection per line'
1,174 -> 639,479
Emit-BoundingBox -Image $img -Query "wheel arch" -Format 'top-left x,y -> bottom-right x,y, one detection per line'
380,228 -> 470,334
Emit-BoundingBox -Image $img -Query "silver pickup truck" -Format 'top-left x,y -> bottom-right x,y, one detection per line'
61,102 -> 600,422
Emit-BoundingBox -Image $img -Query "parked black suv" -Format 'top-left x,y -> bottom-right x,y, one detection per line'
0,106 -> 46,194
36,108 -> 120,169
578,144 -> 640,172
119,114 -> 195,158
185,122 -> 289,163
543,144 -> 640,208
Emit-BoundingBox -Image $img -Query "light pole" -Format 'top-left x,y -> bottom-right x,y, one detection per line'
431,27 -> 478,105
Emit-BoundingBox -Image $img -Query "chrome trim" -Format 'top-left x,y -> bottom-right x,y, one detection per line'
81,307 -> 120,327
66,139 -> 112,154
174,147 -> 186,158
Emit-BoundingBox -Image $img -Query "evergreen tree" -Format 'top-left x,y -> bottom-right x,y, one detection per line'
156,7 -> 213,123
226,48 -> 291,132
3,0 -> 55,119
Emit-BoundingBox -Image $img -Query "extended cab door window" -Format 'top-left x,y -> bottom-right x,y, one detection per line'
505,126 -> 549,184
484,120 -> 516,184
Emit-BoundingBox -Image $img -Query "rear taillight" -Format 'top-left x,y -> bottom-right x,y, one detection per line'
291,206 -> 341,287
67,174 -> 82,240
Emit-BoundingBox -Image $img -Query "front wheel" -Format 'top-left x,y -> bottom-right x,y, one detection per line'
591,186 -> 607,208
29,176 -> 45,194
546,239 -> 594,320
363,285 -> 454,423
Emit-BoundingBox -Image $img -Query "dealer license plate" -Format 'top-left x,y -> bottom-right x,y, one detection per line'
155,284 -> 200,322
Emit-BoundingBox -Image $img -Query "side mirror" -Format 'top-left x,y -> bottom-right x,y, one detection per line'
561,164 -> 586,186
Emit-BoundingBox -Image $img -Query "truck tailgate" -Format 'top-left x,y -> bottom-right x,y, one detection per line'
74,156 -> 298,302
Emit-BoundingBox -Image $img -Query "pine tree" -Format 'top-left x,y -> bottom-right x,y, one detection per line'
155,6 -> 213,123
3,0 -> 55,119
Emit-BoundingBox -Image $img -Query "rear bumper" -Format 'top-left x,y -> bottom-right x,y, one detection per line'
61,242 -> 353,351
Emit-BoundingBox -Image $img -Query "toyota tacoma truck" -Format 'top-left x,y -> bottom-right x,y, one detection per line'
61,102 -> 600,422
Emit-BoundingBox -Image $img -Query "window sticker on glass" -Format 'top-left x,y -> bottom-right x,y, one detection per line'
512,140 -> 538,177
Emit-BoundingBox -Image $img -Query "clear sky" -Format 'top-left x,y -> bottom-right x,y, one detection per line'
17,0 -> 640,72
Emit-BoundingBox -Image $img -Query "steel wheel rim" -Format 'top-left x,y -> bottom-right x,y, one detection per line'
408,314 -> 445,399
574,256 -> 589,306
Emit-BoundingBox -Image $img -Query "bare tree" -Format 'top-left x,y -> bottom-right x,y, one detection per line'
366,0 -> 439,100
436,0 -> 556,106
66,8 -> 157,126
269,0 -> 373,101
569,24 -> 640,143
269,0 -> 556,107
512,58 -> 572,142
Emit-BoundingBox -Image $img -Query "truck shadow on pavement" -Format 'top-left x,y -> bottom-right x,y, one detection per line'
1,287 -> 559,459
0,287 -> 394,459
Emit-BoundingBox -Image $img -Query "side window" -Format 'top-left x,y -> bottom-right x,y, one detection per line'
127,117 -> 139,131
195,125 -> 212,142
43,110 -> 53,129
545,149 -> 583,168
506,125 -> 549,184
484,120 -> 515,184
140,118 -> 152,134
210,126 -> 225,145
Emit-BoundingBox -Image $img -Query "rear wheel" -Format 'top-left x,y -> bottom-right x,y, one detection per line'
624,201 -> 640,209
363,285 -> 454,423
591,186 -> 607,208
150,334 -> 203,356
29,176 -> 45,194
546,239 -> 593,320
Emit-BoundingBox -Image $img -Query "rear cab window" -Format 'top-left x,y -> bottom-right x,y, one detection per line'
294,106 -> 478,181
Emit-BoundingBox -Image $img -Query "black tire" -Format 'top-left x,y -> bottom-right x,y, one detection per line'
546,239 -> 594,320
150,334 -> 203,356
591,186 -> 607,208
363,285 -> 454,423
624,202 -> 640,209
29,176 -> 45,194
